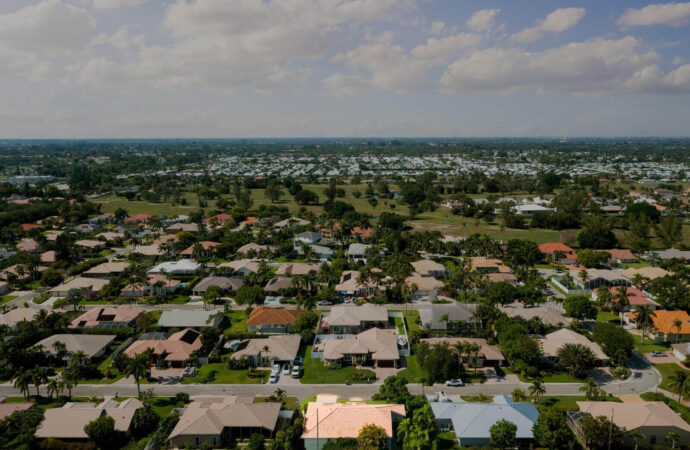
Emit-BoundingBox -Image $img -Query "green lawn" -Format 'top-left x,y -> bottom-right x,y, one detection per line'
461,395 -> 493,403
394,316 -> 405,334
169,295 -> 190,305
632,335 -> 670,353
224,310 -> 248,336
656,363 -> 690,394
516,371 -> 582,383
398,355 -> 426,383
181,363 -> 268,384
301,346 -> 376,384
4,396 -> 90,410
0,295 -> 18,305
435,431 -> 461,449
540,395 -> 622,411
596,308 -> 619,324
255,396 -> 299,411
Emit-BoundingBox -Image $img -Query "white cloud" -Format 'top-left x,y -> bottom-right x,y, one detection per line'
410,33 -> 481,59
79,0 -> 413,92
618,2 -> 690,28
511,8 -> 585,43
107,26 -> 146,49
430,21 -> 445,34
85,0 -> 153,9
466,8 -> 501,33
0,0 -> 96,53
440,36 -> 690,95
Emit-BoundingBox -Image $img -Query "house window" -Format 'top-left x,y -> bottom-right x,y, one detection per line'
650,436 -> 656,444
195,437 -> 200,445
344,354 -> 351,362
212,437 -> 217,445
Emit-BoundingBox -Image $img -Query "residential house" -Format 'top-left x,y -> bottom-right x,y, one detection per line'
672,342 -> 690,361
569,269 -> 630,290
69,305 -> 143,329
203,213 -> 233,227
346,243 -> 371,262
34,334 -> 116,362
293,231 -> 322,245
591,286 -> 658,311
124,329 -> 202,367
539,328 -> 607,363
319,304 -> 388,334
0,308 -> 37,328
651,248 -> 690,261
35,398 -> 143,441
626,310 -> 690,342
431,395 -> 539,448
157,309 -> 223,329
469,257 -> 511,273
538,243 -> 576,264
148,260 -> 200,276
420,337 -> 505,367
83,261 -> 130,278
39,250 -> 56,266
231,335 -> 301,367
418,304 -> 479,330
411,259 -> 449,278
121,274 -> 180,297
192,276 -> 242,296
594,249 -> 637,264
486,272 -> 518,285
246,307 -> 303,333
166,223 -> 199,233
218,259 -> 260,276
574,401 -> 690,448
317,328 -> 400,367
302,398 -> 405,450
180,241 -> 220,258
49,276 -> 109,297
264,277 -> 297,294
335,270 -> 384,299
16,240 -> 39,252
514,204 -> 551,216
168,396 -> 282,448
622,266 -> 670,283
0,399 -> 33,420
405,275 -> 444,299
295,243 -> 333,260
237,243 -> 272,255
273,217 -> 310,230
125,213 -> 152,224
72,224 -> 96,233
275,263 -> 320,277
499,302 -> 572,326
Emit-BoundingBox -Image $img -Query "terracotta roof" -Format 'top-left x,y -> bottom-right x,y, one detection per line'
594,287 -> 657,307
125,213 -> 152,223
594,249 -> 636,261
180,241 -> 220,255
538,242 -> 575,254
203,213 -> 233,224
247,307 -> 303,326
69,305 -> 144,329
302,401 -> 405,440
124,328 -> 201,362
628,310 -> 690,335
20,223 -> 44,231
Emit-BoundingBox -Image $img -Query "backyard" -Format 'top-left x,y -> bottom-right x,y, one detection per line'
300,346 -> 376,384
656,363 -> 690,395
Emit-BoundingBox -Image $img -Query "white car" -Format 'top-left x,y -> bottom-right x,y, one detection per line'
272,364 -> 281,374
282,364 -> 291,375
445,379 -> 464,387
291,365 -> 302,378
317,300 -> 332,306
269,373 -> 279,384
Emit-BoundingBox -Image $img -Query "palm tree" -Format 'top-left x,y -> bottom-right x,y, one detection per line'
630,429 -> 645,450
668,370 -> 690,403
529,379 -> 545,405
12,370 -> 31,399
579,377 -> 599,400
124,354 -> 150,399
52,341 -> 67,364
30,367 -> 47,397
470,343 -> 481,374
557,343 -> 596,378
666,431 -> 680,449
635,306 -> 656,344
60,370 -> 77,399
46,379 -> 60,399
439,313 -> 450,330
578,270 -> 590,288
273,388 -> 286,402
613,285 -> 630,325
673,319 -> 683,344
597,288 -> 612,310
511,388 -> 527,402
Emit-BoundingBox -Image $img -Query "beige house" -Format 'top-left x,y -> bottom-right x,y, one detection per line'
168,396 -> 282,448
622,266 -> 670,283
0,308 -> 37,328
499,302 -> 572,327
218,259 -> 260,276
420,337 -> 505,367
83,261 -> 130,278
575,401 -> 690,448
231,335 -> 301,367
275,263 -> 320,277
317,328 -> 400,368
411,259 -> 448,278
302,397 -> 405,450
335,270 -> 384,298
539,328 -> 607,362
49,276 -> 109,297
34,334 -> 116,362
319,304 -> 389,334
405,275 -> 444,299
35,398 -> 142,441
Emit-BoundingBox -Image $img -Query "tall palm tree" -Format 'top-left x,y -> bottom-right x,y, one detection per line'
529,379 -> 545,405
12,370 -> 31,399
668,370 -> 690,403
30,367 -> 47,397
511,388 -> 527,402
46,379 -> 60,399
596,288 -> 612,310
613,285 -> 630,325
579,377 -> 599,400
124,354 -> 150,399
630,429 -> 645,450
635,306 -> 656,344
673,319 -> 684,344
470,343 -> 481,374
666,431 -> 680,449
60,370 -> 77,399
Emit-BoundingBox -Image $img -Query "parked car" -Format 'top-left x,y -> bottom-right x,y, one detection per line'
294,356 -> 304,365
272,364 -> 281,374
269,373 -> 279,384
650,350 -> 665,356
437,391 -> 451,402
291,365 -> 302,378
282,363 -> 291,375
318,300 -> 332,306
445,379 -> 464,387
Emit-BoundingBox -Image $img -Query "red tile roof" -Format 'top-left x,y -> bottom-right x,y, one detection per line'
125,214 -> 152,223
538,243 -> 575,254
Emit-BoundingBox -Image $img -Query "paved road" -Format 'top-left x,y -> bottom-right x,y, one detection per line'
0,353 -> 660,400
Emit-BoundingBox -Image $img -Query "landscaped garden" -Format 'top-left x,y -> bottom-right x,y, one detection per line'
181,363 -> 269,384
300,346 -> 376,384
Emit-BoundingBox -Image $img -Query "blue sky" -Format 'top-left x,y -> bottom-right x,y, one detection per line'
0,0 -> 689,138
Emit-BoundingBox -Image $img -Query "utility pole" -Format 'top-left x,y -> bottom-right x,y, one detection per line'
608,408 -> 614,450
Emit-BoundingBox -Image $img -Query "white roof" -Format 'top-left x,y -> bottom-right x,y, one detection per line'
149,260 -> 200,273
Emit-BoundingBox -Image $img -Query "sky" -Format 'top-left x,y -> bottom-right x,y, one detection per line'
0,0 -> 689,138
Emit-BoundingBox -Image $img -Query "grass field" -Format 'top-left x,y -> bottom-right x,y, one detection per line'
224,309 -> 248,336
398,355 -> 426,383
181,363 -> 268,384
655,363 -> 690,394
539,395 -> 622,411
596,308 -> 619,324
4,396 -> 90,410
0,295 -> 18,306
301,346 -> 376,384
631,333 -> 669,353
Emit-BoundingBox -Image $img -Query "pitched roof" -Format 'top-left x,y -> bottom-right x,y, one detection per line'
84,261 -> 130,275
34,334 -> 116,358
594,249 -> 636,261
324,304 -> 388,327
125,213 -> 152,223
321,328 -> 399,361
148,260 -> 200,274
264,277 -> 295,292
218,259 -> 260,273
538,242 -> 575,254
302,401 -> 405,439
193,276 -> 242,292
405,275 -> 444,291
418,304 -> 478,329
431,396 -> 539,441
499,302 -> 572,326
50,276 -> 109,293
124,328 -> 201,362
621,266 -> 670,281
180,241 -> 220,256
232,335 -> 301,362
577,401 -> 690,432
594,286 -> 658,307
420,337 -> 505,361
411,259 -> 447,275
275,263 -> 321,276
539,328 -> 606,359
0,401 -> 33,419
0,308 -> 38,327
629,309 -> 690,335
69,305 -> 144,329
246,307 -> 303,326
158,309 -> 221,328
35,398 -> 141,439
169,398 -> 281,439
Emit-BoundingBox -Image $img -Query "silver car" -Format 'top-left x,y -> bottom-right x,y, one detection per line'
269,373 -> 279,384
